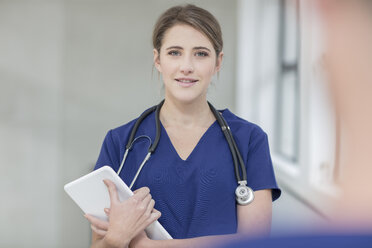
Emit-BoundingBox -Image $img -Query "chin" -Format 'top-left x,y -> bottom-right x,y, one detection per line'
167,92 -> 205,105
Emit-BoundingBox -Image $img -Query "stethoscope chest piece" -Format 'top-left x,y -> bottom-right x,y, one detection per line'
235,181 -> 254,205
119,100 -> 255,205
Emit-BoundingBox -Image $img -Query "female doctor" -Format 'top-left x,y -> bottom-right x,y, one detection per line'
86,4 -> 281,248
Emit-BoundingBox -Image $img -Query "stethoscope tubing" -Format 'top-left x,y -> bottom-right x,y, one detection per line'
116,100 -> 253,205
207,102 -> 246,183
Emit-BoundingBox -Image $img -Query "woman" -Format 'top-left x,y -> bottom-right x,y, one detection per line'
86,4 -> 281,248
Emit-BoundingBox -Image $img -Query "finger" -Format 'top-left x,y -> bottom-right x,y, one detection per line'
91,224 -> 107,237
139,194 -> 152,210
134,209 -> 161,238
143,210 -> 161,228
132,187 -> 150,202
85,214 -> 109,231
133,188 -> 141,193
152,209 -> 161,217
131,195 -> 153,229
134,194 -> 152,220
151,209 -> 161,221
104,208 -> 110,216
103,179 -> 119,205
139,199 -> 156,226
145,199 -> 155,215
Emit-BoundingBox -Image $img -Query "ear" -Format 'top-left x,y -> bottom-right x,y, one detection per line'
153,49 -> 162,73
215,51 -> 224,73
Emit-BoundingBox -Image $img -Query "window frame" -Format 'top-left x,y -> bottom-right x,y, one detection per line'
236,0 -> 341,218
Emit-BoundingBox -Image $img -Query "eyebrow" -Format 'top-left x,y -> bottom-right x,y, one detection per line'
166,46 -> 211,52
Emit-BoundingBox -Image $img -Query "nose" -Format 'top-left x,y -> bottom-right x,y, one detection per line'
179,55 -> 194,75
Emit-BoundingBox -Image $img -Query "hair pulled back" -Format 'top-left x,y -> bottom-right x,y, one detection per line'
152,4 -> 223,57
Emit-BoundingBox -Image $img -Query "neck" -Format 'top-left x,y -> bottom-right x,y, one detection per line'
159,97 -> 215,128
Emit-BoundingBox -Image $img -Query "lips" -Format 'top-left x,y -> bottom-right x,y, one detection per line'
175,78 -> 198,83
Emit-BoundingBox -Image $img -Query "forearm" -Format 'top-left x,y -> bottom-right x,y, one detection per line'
145,190 -> 273,248
91,233 -> 129,248
91,240 -> 129,248
145,233 -> 250,248
90,239 -> 112,248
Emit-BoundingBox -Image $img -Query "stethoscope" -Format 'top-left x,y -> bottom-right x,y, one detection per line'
116,100 -> 254,206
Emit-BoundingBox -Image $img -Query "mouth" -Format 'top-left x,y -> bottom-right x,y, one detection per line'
175,78 -> 199,86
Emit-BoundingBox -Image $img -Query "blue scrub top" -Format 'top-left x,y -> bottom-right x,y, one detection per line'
95,108 -> 281,239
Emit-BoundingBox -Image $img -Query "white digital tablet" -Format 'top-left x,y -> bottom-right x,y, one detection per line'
64,165 -> 172,240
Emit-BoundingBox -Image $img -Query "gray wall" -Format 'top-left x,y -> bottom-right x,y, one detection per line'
0,1 -> 64,247
0,0 -> 237,247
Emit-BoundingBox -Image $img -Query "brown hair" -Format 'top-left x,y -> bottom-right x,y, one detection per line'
152,4 -> 223,57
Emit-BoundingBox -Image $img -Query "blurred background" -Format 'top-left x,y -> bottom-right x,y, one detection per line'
0,0 -> 340,247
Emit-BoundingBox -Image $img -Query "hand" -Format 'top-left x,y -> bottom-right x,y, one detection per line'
85,208 -> 110,238
86,180 -> 161,248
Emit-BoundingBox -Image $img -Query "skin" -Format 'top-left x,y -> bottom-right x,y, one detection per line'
87,180 -> 161,248
87,23 -> 274,247
317,0 -> 372,231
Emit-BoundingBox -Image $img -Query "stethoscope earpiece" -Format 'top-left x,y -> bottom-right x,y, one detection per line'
235,181 -> 254,205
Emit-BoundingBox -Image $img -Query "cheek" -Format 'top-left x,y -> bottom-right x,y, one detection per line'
159,58 -> 178,76
196,60 -> 217,77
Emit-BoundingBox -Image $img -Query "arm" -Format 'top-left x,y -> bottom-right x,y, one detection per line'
236,189 -> 272,236
90,231 -> 117,248
131,189 -> 273,248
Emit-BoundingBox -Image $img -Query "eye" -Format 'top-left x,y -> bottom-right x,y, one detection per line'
195,51 -> 209,57
168,50 -> 181,56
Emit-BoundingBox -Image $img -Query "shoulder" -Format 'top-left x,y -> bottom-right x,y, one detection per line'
96,119 -> 138,156
221,109 -> 268,145
109,118 -> 137,142
221,109 -> 266,134
104,107 -> 157,147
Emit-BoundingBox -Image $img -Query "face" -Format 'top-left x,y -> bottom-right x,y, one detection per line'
153,24 -> 223,104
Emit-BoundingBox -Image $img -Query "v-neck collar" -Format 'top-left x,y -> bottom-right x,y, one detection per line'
159,119 -> 219,162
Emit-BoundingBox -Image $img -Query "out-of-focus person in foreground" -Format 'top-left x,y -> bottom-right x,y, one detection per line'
322,0 -> 372,231
216,0 -> 372,247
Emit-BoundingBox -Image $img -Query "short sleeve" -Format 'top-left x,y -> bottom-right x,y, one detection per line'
245,129 -> 281,201
94,130 -> 121,171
